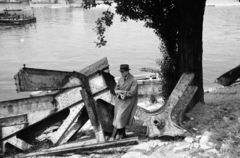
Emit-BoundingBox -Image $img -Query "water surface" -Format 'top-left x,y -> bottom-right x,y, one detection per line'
0,5 -> 240,101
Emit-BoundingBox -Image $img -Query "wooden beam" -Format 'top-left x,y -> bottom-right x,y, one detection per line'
22,137 -> 139,157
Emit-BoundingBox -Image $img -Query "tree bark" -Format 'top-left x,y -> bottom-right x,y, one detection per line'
177,0 -> 206,103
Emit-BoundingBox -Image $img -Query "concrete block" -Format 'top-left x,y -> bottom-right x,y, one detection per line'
184,136 -> 194,143
173,144 -> 191,153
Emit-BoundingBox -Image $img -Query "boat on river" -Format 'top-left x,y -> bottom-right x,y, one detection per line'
0,9 -> 36,26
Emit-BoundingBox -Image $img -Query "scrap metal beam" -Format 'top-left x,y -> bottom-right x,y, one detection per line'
215,64 -> 240,86
81,89 -> 105,143
0,114 -> 28,127
14,67 -> 72,92
0,95 -> 55,117
3,136 -> 32,152
135,73 -> 196,137
21,137 -> 139,157
1,124 -> 32,152
79,57 -> 109,76
49,101 -> 85,145
1,58 -> 113,152
14,57 -> 109,92
56,109 -> 89,145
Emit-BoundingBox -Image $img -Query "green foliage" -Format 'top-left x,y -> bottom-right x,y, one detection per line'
83,0 -> 182,99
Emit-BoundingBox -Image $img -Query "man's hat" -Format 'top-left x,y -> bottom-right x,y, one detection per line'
120,64 -> 130,71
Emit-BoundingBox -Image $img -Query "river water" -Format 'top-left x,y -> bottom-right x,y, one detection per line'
0,5 -> 240,101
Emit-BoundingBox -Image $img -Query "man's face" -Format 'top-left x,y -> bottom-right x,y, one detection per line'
120,70 -> 129,78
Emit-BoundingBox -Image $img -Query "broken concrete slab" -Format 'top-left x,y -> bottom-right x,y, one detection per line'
199,131 -> 214,150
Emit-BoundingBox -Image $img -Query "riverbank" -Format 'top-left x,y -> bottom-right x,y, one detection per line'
9,83 -> 240,158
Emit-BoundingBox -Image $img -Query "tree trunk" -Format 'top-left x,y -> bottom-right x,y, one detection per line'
177,0 -> 206,103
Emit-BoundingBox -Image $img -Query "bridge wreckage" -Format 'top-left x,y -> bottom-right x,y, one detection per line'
0,57 -> 198,157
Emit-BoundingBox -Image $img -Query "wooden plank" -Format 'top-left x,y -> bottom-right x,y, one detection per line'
80,89 -> 105,143
215,64 -> 240,86
22,137 -> 139,157
0,95 -> 55,117
0,114 -> 28,127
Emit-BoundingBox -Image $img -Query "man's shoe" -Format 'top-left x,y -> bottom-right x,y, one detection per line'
105,135 -> 110,141
115,134 -> 120,140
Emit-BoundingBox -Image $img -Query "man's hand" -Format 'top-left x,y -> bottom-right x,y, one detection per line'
115,90 -> 125,94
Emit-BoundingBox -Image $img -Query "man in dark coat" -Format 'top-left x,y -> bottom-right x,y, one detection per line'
112,64 -> 138,139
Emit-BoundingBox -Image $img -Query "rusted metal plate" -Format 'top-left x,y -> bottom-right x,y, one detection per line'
93,90 -> 114,105
55,87 -> 83,110
2,124 -> 25,138
89,75 -> 107,94
79,57 -> 109,76
14,58 -> 109,92
14,67 -> 72,92
0,95 -> 55,117
0,114 -> 27,127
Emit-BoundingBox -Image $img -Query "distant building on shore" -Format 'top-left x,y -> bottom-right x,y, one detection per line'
0,0 -> 31,11
30,0 -> 82,4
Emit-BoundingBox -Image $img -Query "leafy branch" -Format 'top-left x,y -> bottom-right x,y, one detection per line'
93,10 -> 114,47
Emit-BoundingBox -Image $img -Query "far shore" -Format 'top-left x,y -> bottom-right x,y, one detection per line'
29,2 -> 240,9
